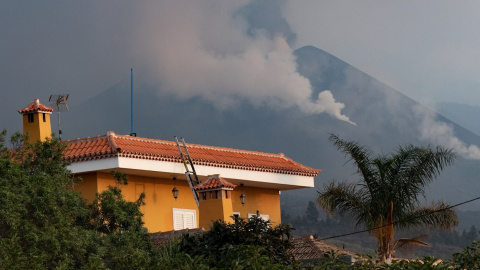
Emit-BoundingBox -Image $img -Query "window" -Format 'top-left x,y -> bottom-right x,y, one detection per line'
27,114 -> 34,123
43,113 -> 46,122
232,212 -> 241,221
173,208 -> 197,230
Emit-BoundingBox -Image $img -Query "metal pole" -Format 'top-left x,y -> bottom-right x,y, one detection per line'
58,110 -> 62,140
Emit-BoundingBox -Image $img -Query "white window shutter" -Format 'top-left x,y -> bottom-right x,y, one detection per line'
173,211 -> 184,231
173,208 -> 196,230
184,212 -> 195,229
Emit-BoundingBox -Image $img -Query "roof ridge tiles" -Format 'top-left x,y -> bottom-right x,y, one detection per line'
114,133 -> 176,145
109,133 -> 287,158
66,132 -> 293,159
63,134 -> 108,144
107,132 -> 121,153
187,143 -> 282,157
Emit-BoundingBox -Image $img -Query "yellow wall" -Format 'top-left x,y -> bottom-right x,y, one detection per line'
74,172 -> 281,232
23,113 -> 52,143
231,186 -> 281,225
74,172 -> 99,202
198,194 -> 233,229
75,172 -> 200,232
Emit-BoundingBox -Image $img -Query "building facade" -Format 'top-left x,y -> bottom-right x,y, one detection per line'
19,99 -> 321,232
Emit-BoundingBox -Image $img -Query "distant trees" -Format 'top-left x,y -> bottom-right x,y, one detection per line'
317,134 -> 458,262
306,201 -> 320,224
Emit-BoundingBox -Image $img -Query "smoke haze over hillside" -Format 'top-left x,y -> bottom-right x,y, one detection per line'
415,105 -> 480,160
133,1 -> 355,124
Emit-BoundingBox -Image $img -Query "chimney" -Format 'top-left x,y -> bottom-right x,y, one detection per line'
18,99 -> 54,143
195,174 -> 236,229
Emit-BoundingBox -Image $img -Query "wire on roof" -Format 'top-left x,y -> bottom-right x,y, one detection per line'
318,194 -> 480,241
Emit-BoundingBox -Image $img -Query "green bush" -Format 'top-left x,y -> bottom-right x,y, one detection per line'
449,240 -> 480,269
179,215 -> 294,268
0,132 -> 159,269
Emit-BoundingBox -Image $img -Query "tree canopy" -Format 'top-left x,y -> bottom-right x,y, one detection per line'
317,134 -> 458,262
0,131 -> 158,269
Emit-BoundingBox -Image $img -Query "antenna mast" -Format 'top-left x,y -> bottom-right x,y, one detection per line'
130,68 -> 136,136
49,94 -> 69,140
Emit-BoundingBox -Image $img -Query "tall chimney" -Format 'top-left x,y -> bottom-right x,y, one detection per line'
18,99 -> 54,143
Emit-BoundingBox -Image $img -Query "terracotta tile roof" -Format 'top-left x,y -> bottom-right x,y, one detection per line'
195,174 -> 236,191
290,236 -> 356,261
18,99 -> 54,114
63,131 -> 321,177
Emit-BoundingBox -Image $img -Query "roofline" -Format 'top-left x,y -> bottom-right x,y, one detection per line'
63,132 -> 321,178
65,152 -> 320,177
18,109 -> 54,114
18,99 -> 55,114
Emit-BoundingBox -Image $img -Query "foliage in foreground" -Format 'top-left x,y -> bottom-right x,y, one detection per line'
313,240 -> 480,269
0,131 -> 158,269
177,216 -> 294,268
2,131 -> 479,269
155,237 -> 480,269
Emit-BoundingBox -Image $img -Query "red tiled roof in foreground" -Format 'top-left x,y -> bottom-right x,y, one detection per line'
195,174 -> 236,191
63,131 -> 321,177
18,99 -> 54,114
290,236 -> 356,261
150,228 -> 205,248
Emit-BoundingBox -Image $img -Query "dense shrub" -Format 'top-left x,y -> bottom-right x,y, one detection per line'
179,215 -> 294,268
0,132 -> 159,269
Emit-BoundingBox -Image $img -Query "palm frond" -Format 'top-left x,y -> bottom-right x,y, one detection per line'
393,235 -> 431,251
377,145 -> 455,217
396,146 -> 455,198
329,134 -> 378,193
317,181 -> 372,227
395,201 -> 458,230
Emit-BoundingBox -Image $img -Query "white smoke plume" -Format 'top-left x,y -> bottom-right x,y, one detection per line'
414,105 -> 480,160
136,1 -> 355,125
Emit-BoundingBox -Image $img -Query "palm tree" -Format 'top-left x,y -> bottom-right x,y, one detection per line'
318,134 -> 458,262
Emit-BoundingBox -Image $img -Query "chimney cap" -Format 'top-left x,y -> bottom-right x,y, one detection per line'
18,99 -> 54,114
194,174 -> 236,191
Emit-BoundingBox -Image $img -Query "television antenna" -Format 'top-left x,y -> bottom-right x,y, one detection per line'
49,94 -> 69,140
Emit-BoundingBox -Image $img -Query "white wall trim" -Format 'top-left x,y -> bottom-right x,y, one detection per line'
68,156 -> 315,189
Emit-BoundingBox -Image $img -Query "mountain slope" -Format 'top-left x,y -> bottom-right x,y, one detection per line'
436,102 -> 480,136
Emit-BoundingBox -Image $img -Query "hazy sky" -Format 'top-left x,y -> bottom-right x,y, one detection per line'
2,1 -> 480,132
287,1 -> 480,106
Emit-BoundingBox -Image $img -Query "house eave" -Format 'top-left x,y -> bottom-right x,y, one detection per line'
68,156 -> 315,190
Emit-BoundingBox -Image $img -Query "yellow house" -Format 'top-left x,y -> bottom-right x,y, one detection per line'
18,99 -> 321,233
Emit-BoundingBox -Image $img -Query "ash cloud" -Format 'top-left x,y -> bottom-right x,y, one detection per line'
414,105 -> 480,160
136,1 -> 355,125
